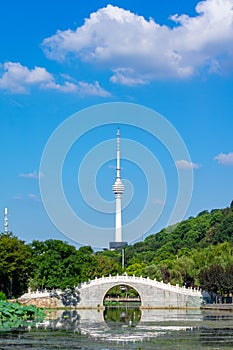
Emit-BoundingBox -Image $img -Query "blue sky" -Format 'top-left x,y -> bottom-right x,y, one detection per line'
0,0 -> 233,248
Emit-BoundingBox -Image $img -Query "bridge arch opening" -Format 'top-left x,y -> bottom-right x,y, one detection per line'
103,284 -> 141,307
103,284 -> 141,328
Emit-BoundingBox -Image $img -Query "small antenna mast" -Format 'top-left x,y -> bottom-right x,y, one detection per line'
4,208 -> 8,234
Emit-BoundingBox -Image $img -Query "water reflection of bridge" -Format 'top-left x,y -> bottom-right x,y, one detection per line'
35,308 -> 202,342
35,308 -> 203,330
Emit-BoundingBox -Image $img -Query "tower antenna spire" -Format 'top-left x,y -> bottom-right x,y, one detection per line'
116,128 -> 121,179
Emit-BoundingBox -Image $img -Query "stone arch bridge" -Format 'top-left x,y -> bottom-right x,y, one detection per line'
19,275 -> 203,309
77,275 -> 202,309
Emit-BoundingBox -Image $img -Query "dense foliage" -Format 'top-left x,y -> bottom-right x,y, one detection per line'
0,233 -> 31,297
0,301 -> 45,330
0,203 -> 232,299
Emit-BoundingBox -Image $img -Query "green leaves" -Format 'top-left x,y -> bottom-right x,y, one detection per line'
28,240 -> 120,290
29,240 -> 83,290
0,301 -> 45,331
0,233 -> 32,297
199,264 -> 233,295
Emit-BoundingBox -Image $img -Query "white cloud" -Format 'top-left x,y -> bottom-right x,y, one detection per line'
13,193 -> 41,202
28,193 -> 40,202
28,193 -> 41,202
19,170 -> 43,179
43,81 -> 78,93
110,68 -> 148,86
214,152 -> 233,165
0,62 -> 53,93
77,81 -> 111,97
44,80 -> 110,96
176,160 -> 200,169
42,1 -> 233,84
0,61 -> 110,96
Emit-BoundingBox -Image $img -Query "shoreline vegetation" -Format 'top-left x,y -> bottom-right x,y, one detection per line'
0,300 -> 45,331
0,201 -> 233,306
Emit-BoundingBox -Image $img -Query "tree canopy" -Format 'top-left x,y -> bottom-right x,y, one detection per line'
0,202 -> 232,298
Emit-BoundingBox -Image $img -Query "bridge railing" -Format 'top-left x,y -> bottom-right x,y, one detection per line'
77,274 -> 202,296
19,288 -> 63,299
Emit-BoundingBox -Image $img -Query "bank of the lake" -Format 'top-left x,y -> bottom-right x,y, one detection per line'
201,303 -> 233,311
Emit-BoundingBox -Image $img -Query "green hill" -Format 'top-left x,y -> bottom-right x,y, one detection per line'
126,204 -> 233,263
122,202 -> 233,294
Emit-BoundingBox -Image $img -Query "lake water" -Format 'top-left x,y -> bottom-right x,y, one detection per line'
0,307 -> 233,349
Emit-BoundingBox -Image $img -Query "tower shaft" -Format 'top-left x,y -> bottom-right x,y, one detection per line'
115,196 -> 122,242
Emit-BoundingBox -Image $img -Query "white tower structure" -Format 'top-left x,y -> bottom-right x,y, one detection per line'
110,129 -> 127,249
4,208 -> 8,234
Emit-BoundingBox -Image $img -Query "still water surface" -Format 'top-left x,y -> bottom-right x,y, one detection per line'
0,307 -> 233,349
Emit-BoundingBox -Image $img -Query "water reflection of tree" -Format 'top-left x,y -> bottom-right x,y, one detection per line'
104,307 -> 141,328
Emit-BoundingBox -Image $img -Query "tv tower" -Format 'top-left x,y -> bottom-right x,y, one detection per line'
4,208 -> 8,234
109,129 -> 127,249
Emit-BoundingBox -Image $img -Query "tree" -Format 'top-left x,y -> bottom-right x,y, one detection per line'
92,255 -> 121,277
172,256 -> 195,287
169,269 -> 183,286
213,213 -> 233,244
126,263 -> 146,277
0,233 -> 31,297
223,264 -> 233,296
230,200 -> 233,210
199,265 -> 225,295
143,264 -> 162,281
29,240 -> 83,290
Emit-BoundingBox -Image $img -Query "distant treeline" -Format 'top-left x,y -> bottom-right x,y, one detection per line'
0,201 -> 233,299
